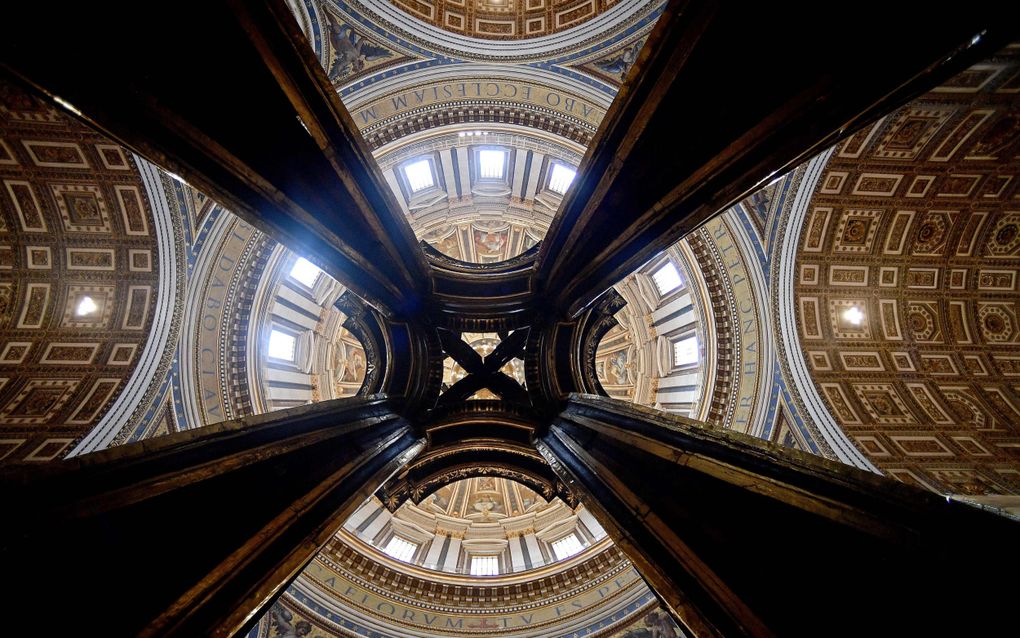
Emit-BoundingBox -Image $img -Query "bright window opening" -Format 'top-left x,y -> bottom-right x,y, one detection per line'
673,335 -> 699,367
551,534 -> 585,561
382,536 -> 418,562
652,261 -> 683,295
470,555 -> 499,576
290,257 -> 320,287
843,306 -> 864,326
404,159 -> 434,192
548,163 -> 577,195
76,295 -> 98,317
268,329 -> 296,361
478,150 -> 505,179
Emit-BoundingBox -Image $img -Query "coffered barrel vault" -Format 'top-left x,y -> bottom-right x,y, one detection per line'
0,82 -> 178,463
386,0 -> 623,40
789,46 -> 1020,493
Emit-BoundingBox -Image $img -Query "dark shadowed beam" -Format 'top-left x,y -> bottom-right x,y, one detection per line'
526,288 -> 626,412
0,396 -> 424,638
378,400 -> 575,510
1,0 -> 429,317
377,441 -> 572,511
537,0 -> 1018,317
423,242 -> 539,332
539,395 -> 1020,637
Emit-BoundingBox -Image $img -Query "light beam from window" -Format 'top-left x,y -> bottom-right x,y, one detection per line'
551,534 -> 585,561
76,295 -> 98,317
673,335 -> 699,366
382,536 -> 418,563
290,257 -> 320,287
268,329 -> 296,361
652,261 -> 683,295
478,150 -> 505,179
843,306 -> 864,326
404,159 -> 434,192
470,555 -> 499,576
548,163 -> 577,195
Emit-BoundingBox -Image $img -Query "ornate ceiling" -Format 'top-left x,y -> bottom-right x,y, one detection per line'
370,127 -> 583,262
301,0 -> 662,70
596,245 -> 711,418
260,537 -> 678,638
791,46 -> 1020,494
247,475 -> 686,638
347,476 -> 603,574
280,0 -> 663,273
220,6 -> 707,632
407,475 -> 548,518
0,80 -> 173,465
4,1 -> 1019,635
592,196 -> 788,443
248,247 -> 367,412
135,29 -> 1020,508
386,0 -> 619,40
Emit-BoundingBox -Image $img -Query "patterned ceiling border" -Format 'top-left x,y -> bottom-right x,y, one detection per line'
383,0 -> 620,42
114,182 -> 215,445
773,147 -> 879,471
362,102 -> 598,150
338,0 -> 662,62
374,126 -> 584,168
176,210 -> 235,430
256,538 -> 659,638
175,212 -> 266,429
300,0 -> 661,100
68,158 -> 185,454
343,65 -> 612,152
674,241 -> 717,421
372,127 -> 583,262
285,0 -> 321,56
684,233 -> 736,426
226,236 -> 277,418
341,63 -> 614,112
719,166 -> 821,451
269,578 -> 656,638
718,210 -> 778,438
